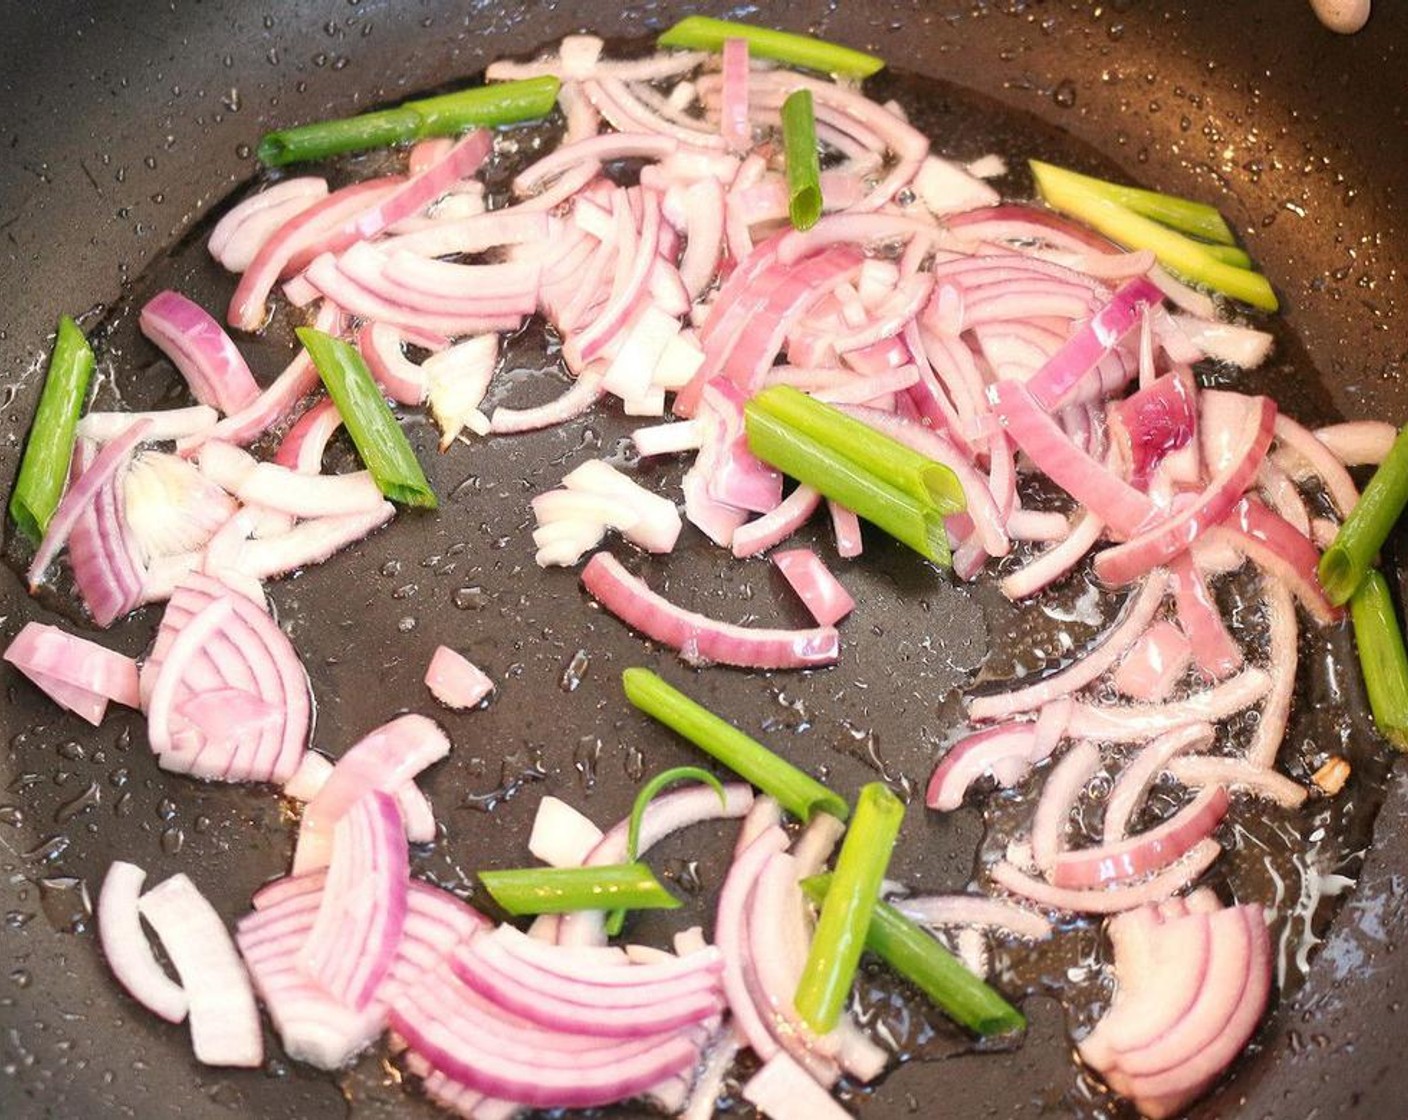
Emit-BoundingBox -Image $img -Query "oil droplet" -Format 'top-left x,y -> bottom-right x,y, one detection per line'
453,585 -> 486,610
624,745 -> 646,782
573,736 -> 601,790
9,969 -> 31,989
1052,79 -> 1078,108
560,649 -> 590,692
161,827 -> 185,855
25,835 -> 70,863
54,781 -> 100,824
38,876 -> 90,933
0,806 -> 23,828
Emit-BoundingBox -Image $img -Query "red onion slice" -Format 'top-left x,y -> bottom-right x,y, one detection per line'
528,796 -> 605,869
731,486 -> 823,559
78,405 -> 219,444
293,714 -> 451,873
301,789 -> 410,1009
1246,576 -> 1298,768
97,861 -> 189,1023
1063,667 -> 1270,742
4,622 -> 140,725
1112,619 -> 1194,702
138,873 -> 262,1067
991,839 -> 1221,914
209,177 -> 329,271
273,399 -> 343,474
140,291 -> 261,414
1165,757 -> 1307,808
893,894 -> 1053,941
1103,723 -> 1216,842
233,502 -> 395,582
1052,787 -> 1230,889
742,1052 -> 853,1120
714,826 -> 788,1064
425,646 -> 495,710
1030,741 -> 1102,873
926,722 -> 1052,811
580,551 -> 839,669
1303,420 -> 1397,468
772,548 -> 855,626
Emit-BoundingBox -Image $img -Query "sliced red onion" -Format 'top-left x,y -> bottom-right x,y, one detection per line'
561,459 -> 683,554
273,399 -> 343,474
991,839 -> 1221,914
140,291 -> 260,414
138,873 -> 262,1067
78,405 -> 219,444
1212,497 -> 1339,625
4,621 -> 140,725
425,646 -> 494,710
969,573 -> 1166,722
1103,721 -> 1216,845
426,334 -> 499,448
894,894 -> 1053,941
1168,554 -> 1243,681
1166,756 -> 1307,808
714,826 -> 788,1064
1030,741 -> 1102,873
1247,576 -> 1298,768
293,713 -> 451,873
28,419 -> 151,591
97,861 -> 189,1023
209,177 -> 329,272
123,451 -> 237,560
1271,413 -> 1360,517
529,796 -> 605,869
771,548 -> 855,626
1111,617 -> 1195,703
926,722 -> 1053,812
357,321 -> 430,406
1063,667 -> 1270,742
678,178 -> 727,299
742,1051 -> 852,1120
1171,314 -> 1273,369
580,551 -> 839,669
731,486 -> 822,559
585,76 -> 725,149
1002,508 -> 1105,600
491,368 -> 606,434
683,1026 -> 742,1120
1052,787 -> 1230,889
234,502 -> 395,582
1095,396 -> 1276,586
790,811 -> 848,879
283,751 -> 334,803
1108,368 -> 1198,488
235,461 -> 385,519
377,210 -> 551,259
632,418 -> 704,457
1302,420 -> 1398,468
302,789 -> 409,1009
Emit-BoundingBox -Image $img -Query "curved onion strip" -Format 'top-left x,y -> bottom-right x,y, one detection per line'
1103,723 -> 1216,842
491,369 -> 606,434
893,894 -> 1053,941
1002,508 -> 1105,601
730,485 -> 822,559
970,573 -> 1166,722
1063,668 -> 1271,742
991,839 -> 1221,914
1246,576 -> 1298,768
138,873 -> 262,1067
1052,788 -> 1230,889
1165,756 -> 1307,808
79,406 -> 219,444
273,399 -> 343,474
234,503 -> 395,582
715,827 -> 789,1064
1030,741 -> 1102,873
97,861 -> 189,1023
926,722 -> 1048,812
1305,420 -> 1397,468
140,291 -> 261,414
1271,413 -> 1360,516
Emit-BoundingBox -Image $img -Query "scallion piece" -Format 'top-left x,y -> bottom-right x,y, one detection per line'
1027,160 -> 1236,245
751,386 -> 966,513
603,765 -> 726,936
800,874 -> 1027,1036
1318,423 -> 1408,605
9,316 -> 95,543
478,863 -> 680,917
1350,570 -> 1408,750
657,16 -> 884,79
1030,160 -> 1278,311
296,327 -> 437,508
1201,242 -> 1254,270
781,90 -> 822,231
794,782 -> 904,1033
257,76 -> 561,166
745,404 -> 951,565
621,668 -> 849,823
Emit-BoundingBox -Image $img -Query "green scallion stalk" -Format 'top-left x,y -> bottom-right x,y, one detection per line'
781,90 -> 822,231
9,316 -> 95,542
296,327 -> 437,508
1029,160 -> 1278,311
657,16 -> 884,79
603,765 -> 726,936
1027,159 -> 1236,245
751,385 -> 966,513
1201,243 -> 1254,270
1318,423 -> 1408,605
257,76 -> 561,166
794,782 -> 904,1033
1350,570 -> 1408,750
478,863 -> 680,917
745,404 -> 951,565
800,874 -> 1027,1036
621,668 -> 849,823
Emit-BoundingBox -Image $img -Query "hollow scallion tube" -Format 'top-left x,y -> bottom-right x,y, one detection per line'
257,76 -> 561,166
794,782 -> 904,1033
478,863 -> 680,917
1350,570 -> 1408,750
1026,160 -> 1236,245
658,16 -> 884,79
781,90 -> 822,231
800,874 -> 1027,1036
1029,161 -> 1277,311
296,327 -> 437,508
1318,423 -> 1408,605
603,765 -> 726,936
745,404 -> 951,565
621,668 -> 849,823
750,385 -> 966,513
9,316 -> 95,542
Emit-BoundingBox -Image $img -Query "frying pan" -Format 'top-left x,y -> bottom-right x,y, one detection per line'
1,2 -> 1405,1117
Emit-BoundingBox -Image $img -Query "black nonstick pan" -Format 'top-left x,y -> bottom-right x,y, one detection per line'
2,2 -> 1405,1117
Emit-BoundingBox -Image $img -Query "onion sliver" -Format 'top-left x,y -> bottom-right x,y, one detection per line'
293,713 -> 450,873
1052,788 -> 1230,889
1103,723 -> 1216,842
580,551 -> 839,669
991,840 -> 1222,914
97,861 -> 189,1023
138,873 -> 262,1067
4,621 -> 140,726
301,789 -> 410,1009
424,646 -> 495,710
894,894 -> 1053,941
140,291 -> 261,413
771,548 -> 855,626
